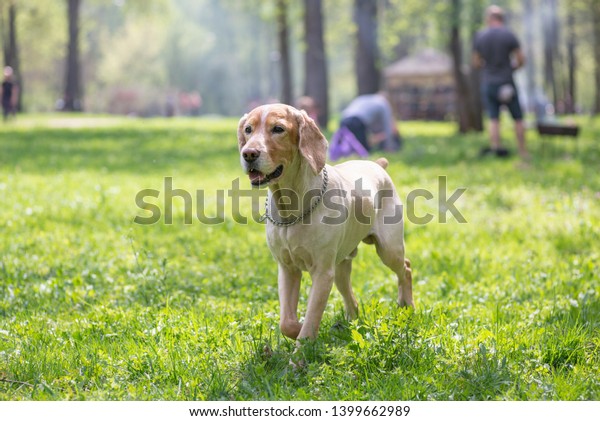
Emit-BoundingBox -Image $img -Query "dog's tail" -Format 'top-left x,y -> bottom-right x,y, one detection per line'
375,157 -> 389,169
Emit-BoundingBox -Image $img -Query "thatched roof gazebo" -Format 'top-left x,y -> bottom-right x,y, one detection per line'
384,49 -> 456,121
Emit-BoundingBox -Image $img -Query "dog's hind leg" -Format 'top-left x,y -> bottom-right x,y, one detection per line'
374,234 -> 414,308
334,249 -> 359,320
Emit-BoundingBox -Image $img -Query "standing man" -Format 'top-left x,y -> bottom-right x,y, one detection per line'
473,5 -> 528,159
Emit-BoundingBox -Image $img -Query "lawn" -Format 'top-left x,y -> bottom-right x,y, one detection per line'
0,114 -> 599,400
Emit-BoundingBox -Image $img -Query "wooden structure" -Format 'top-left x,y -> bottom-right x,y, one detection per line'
537,122 -> 580,155
384,49 -> 455,121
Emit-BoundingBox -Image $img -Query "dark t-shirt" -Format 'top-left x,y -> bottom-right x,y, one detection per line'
474,27 -> 520,85
2,81 -> 13,103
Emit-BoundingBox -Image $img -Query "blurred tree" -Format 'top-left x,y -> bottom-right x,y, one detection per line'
64,0 -> 82,111
594,0 -> 600,113
322,0 -> 354,109
565,5 -> 576,114
354,0 -> 379,94
573,0 -> 596,113
82,0 -> 171,113
14,1 -> 66,112
522,0 -> 536,113
380,0 -> 450,64
449,0 -> 480,132
0,0 -> 21,111
467,0 -> 483,131
303,0 -> 328,126
542,0 -> 559,108
97,14 -> 169,114
277,0 -> 293,105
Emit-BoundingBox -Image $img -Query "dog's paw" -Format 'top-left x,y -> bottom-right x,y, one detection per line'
262,344 -> 273,360
288,358 -> 306,371
289,348 -> 307,371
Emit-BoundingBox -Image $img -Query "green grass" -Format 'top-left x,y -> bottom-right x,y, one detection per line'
0,113 -> 599,400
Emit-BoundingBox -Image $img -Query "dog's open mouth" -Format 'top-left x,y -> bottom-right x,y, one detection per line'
248,165 -> 284,186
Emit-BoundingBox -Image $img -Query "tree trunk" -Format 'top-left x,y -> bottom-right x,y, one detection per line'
542,0 -> 559,110
450,0 -> 478,132
523,0 -> 536,114
594,0 -> 600,113
354,0 -> 379,95
303,0 -> 328,127
566,9 -> 576,114
2,2 -> 21,111
64,0 -> 82,111
276,0 -> 293,105
467,0 -> 483,131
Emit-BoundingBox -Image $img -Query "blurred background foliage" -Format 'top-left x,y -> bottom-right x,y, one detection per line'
1,0 -> 598,117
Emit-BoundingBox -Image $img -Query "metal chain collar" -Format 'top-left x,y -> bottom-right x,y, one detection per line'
259,167 -> 329,227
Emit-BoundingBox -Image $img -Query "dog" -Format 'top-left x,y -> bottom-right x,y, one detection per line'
237,104 -> 413,341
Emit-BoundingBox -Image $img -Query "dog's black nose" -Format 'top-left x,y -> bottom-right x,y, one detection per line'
243,148 -> 261,163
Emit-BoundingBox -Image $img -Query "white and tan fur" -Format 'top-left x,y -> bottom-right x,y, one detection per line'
238,104 -> 413,341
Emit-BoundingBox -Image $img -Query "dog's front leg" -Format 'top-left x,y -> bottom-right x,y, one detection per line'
297,268 -> 335,340
278,264 -> 302,339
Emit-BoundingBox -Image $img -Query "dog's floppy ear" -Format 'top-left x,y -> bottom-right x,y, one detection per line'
237,113 -> 248,150
296,109 -> 328,175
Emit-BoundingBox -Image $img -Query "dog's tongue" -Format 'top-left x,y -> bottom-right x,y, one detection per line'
248,170 -> 264,183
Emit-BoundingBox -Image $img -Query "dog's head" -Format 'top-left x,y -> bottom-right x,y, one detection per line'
237,104 -> 327,188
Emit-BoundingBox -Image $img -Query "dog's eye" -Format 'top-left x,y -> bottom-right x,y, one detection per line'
244,126 -> 252,134
272,126 -> 284,134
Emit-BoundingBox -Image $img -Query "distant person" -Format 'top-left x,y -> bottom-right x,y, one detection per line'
165,93 -> 176,117
473,5 -> 528,159
330,93 -> 401,161
188,91 -> 202,116
1,66 -> 18,121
